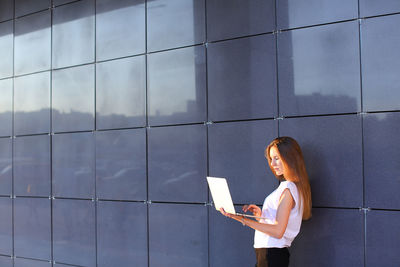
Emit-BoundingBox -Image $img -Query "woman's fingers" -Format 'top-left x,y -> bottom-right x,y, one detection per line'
219,208 -> 230,217
243,204 -> 261,216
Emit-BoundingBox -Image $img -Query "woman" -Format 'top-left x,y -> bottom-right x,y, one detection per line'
220,136 -> 312,267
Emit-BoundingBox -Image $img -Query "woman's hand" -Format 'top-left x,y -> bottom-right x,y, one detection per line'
219,208 -> 233,218
219,208 -> 245,223
242,204 -> 261,218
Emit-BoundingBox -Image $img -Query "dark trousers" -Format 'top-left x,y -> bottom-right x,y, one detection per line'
255,247 -> 290,267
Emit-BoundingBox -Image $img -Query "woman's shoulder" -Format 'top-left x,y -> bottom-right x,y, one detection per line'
279,181 -> 299,196
279,180 -> 295,188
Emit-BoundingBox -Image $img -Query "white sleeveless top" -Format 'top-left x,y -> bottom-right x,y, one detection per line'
254,181 -> 303,248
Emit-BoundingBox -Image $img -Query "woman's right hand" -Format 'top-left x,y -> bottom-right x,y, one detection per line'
242,204 -> 261,218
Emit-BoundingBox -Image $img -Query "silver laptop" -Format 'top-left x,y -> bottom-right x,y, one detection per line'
207,176 -> 265,219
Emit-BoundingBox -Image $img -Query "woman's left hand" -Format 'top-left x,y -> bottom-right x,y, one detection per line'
219,208 -> 232,218
219,208 -> 245,222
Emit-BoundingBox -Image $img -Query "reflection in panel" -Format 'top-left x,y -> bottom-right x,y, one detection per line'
14,72 -> 50,135
14,198 -> 51,260
364,113 -> 400,209
360,0 -> 400,17
52,0 -> 95,68
280,115 -> 363,208
366,210 -> 400,267
147,0 -> 205,52
361,14 -> 400,112
97,201 -> 148,267
277,0 -> 358,29
52,132 -> 95,199
0,0 -> 13,22
206,0 -> 275,41
0,255 -> 12,267
208,120 -> 278,205
96,0 -> 145,60
148,46 -> 206,126
0,78 -> 12,137
14,258 -> 51,267
148,124 -> 207,202
209,205 -> 255,267
53,0 -> 76,6
0,21 -> 13,79
96,129 -> 146,201
15,0 -> 50,18
96,56 -> 146,130
53,199 -> 95,267
0,197 -> 12,255
14,135 -> 50,197
0,138 -> 12,195
278,21 -> 361,116
208,34 -> 277,121
149,203 -> 208,267
52,64 -> 95,132
15,10 -> 51,75
289,208 -> 364,267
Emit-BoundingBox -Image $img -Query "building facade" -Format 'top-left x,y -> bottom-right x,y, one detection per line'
0,0 -> 399,266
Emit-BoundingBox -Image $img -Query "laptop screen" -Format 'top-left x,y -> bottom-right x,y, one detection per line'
206,176 -> 236,214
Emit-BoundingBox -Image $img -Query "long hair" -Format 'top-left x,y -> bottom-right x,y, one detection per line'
265,137 -> 312,220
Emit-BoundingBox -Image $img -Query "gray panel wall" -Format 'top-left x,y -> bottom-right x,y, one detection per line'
0,0 -> 399,266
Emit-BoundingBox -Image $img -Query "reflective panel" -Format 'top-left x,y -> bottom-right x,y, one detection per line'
208,35 -> 277,121
280,115 -> 363,208
149,203 -> 208,267
96,0 -> 145,60
14,72 -> 50,135
360,0 -> 400,17
53,199 -> 95,267
15,0 -> 50,17
0,256 -> 12,267
361,15 -> 400,112
290,208 -> 364,267
15,11 -> 51,75
366,210 -> 400,267
52,65 -> 95,132
97,201 -> 147,267
278,21 -> 361,116
208,120 -> 278,205
96,129 -> 146,200
0,198 -> 12,255
148,46 -> 206,126
277,0 -> 358,29
364,113 -> 400,209
0,79 -> 12,137
96,56 -> 146,129
52,0 -> 95,69
53,0 -> 76,6
209,205 -> 255,267
0,138 -> 12,196
14,258 -> 51,267
147,0 -> 205,52
148,124 -> 207,202
14,135 -> 50,197
14,198 -> 51,260
206,0 -> 275,41
52,132 -> 95,199
0,0 -> 13,22
0,21 -> 13,79
50,264 -> 75,267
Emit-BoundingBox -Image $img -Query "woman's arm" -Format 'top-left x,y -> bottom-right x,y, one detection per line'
220,188 -> 294,239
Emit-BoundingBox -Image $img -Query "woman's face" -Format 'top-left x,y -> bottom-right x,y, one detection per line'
269,146 -> 284,176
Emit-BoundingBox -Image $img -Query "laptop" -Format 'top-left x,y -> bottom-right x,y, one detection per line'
206,176 -> 265,219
